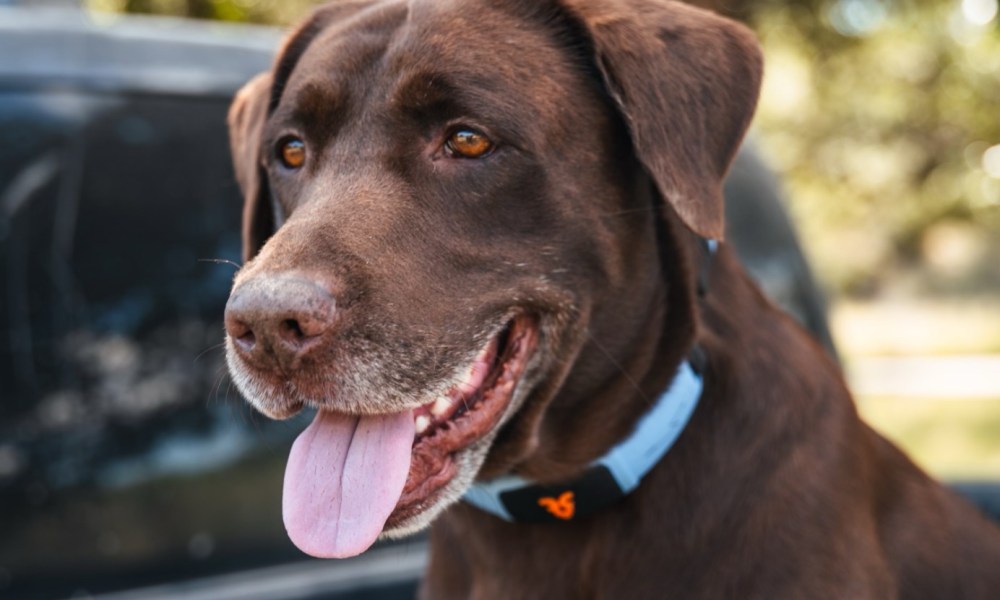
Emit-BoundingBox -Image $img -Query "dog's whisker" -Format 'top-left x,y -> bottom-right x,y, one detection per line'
208,368 -> 228,404
198,257 -> 243,269
222,377 -> 234,403
584,329 -> 650,405
246,400 -> 265,434
195,341 -> 227,364
225,380 -> 259,429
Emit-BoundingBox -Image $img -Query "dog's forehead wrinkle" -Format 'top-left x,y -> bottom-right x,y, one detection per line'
389,2 -> 582,94
280,1 -> 600,162
281,81 -> 349,137
280,4 -> 410,122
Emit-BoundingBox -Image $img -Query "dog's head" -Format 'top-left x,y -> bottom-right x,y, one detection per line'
225,0 -> 760,557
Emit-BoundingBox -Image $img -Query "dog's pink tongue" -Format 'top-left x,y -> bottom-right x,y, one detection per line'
283,409 -> 414,558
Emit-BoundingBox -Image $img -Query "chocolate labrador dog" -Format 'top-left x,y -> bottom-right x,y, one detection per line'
223,0 -> 1000,597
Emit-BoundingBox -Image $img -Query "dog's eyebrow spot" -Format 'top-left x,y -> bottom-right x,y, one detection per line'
390,72 -> 464,117
390,70 -> 530,144
288,82 -> 348,143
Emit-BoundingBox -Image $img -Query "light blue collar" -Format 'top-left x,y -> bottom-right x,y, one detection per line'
463,358 -> 704,522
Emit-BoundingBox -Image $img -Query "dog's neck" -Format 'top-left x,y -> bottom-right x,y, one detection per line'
463,353 -> 705,522
424,233 -> 855,597
462,228 -> 718,522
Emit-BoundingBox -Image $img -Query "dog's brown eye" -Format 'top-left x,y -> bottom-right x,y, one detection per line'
445,128 -> 493,159
278,137 -> 306,169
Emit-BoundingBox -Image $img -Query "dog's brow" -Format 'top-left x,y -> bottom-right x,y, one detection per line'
391,72 -> 462,114
288,82 -> 347,142
391,70 -> 531,143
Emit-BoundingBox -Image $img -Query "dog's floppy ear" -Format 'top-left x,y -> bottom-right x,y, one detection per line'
227,1 -> 376,262
559,0 -> 762,240
228,72 -> 274,263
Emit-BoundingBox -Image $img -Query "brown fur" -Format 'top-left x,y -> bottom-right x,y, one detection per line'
224,0 -> 1000,597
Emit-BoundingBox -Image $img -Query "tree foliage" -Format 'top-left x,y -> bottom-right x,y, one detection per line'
747,0 -> 1000,296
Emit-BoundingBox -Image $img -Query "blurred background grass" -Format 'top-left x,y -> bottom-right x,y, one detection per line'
81,0 -> 1000,479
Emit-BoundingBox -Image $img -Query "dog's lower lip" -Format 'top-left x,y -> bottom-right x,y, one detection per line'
267,399 -> 305,420
387,317 -> 535,523
410,326 -> 507,440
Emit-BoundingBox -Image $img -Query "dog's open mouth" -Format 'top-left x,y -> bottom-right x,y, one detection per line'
281,316 -> 536,559
394,316 -> 536,522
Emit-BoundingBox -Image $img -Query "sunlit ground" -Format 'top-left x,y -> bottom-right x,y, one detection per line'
836,299 -> 1000,480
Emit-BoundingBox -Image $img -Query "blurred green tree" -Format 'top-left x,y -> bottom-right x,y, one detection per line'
745,0 -> 1000,297
87,0 -> 317,23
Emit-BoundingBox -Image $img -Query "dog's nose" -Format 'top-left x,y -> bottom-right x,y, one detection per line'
225,275 -> 337,370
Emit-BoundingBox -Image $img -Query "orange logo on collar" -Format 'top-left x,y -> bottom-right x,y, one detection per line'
538,491 -> 575,520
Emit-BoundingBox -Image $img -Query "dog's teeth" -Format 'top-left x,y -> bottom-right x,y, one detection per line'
432,396 -> 452,417
415,415 -> 431,435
